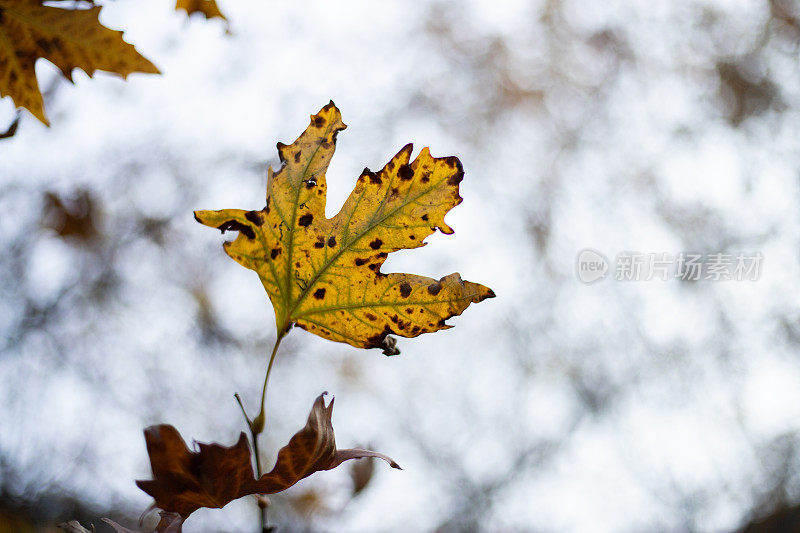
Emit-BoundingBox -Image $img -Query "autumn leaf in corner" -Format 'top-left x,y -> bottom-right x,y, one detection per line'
195,102 -> 494,354
0,0 -> 159,125
175,0 -> 227,22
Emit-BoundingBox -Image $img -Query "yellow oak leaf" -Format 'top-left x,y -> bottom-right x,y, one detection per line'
195,102 -> 494,353
175,0 -> 227,21
0,0 -> 159,125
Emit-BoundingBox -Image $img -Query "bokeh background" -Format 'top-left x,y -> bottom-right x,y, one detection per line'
3,0 -> 800,531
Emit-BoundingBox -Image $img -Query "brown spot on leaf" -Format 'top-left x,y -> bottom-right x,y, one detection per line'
313,288 -> 326,300
399,283 -> 412,298
36,38 -> 53,54
421,214 -> 428,221
411,325 -> 420,334
314,241 -> 325,249
314,116 -> 325,127
448,171 -> 464,186
366,326 -> 391,348
271,248 -> 281,259
369,238 -> 382,250
366,326 -> 400,355
377,252 -> 388,259
327,236 -> 337,247
427,282 -> 442,295
355,258 -> 367,266
218,220 -> 255,240
421,176 -> 430,183
398,164 -> 414,180
405,308 -> 413,314
245,210 -> 264,225
365,313 -> 377,321
294,151 -> 301,163
298,214 -> 313,227
368,264 -> 379,271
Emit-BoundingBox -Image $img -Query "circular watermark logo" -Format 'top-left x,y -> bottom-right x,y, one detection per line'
575,248 -> 609,283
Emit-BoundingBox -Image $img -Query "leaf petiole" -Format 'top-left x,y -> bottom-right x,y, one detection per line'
253,331 -> 285,436
246,331 -> 287,533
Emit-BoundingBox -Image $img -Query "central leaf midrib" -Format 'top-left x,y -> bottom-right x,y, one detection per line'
287,172 -> 450,322
283,123 -> 331,328
295,295 -> 478,320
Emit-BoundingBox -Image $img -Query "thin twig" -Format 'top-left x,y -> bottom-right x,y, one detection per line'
235,333 -> 285,533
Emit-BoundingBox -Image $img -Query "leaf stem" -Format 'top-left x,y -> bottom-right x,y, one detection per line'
234,393 -> 266,532
249,332 -> 285,533
253,332 -> 285,436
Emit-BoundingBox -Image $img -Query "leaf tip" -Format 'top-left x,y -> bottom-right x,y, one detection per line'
438,222 -> 455,235
318,390 -> 332,408
398,143 -> 414,162
276,141 -> 288,162
28,106 -> 51,126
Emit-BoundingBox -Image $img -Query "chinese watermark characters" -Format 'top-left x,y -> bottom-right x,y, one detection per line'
575,249 -> 762,284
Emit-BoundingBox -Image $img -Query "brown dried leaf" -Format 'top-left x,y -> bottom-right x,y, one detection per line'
287,487 -> 331,518
135,425 -> 254,517
0,112 -> 19,139
59,521 -> 95,533
102,513 -> 183,533
350,449 -> 375,496
136,393 -> 400,518
42,189 -> 98,241
175,0 -> 227,21
58,513 -> 183,533
252,392 -> 401,494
